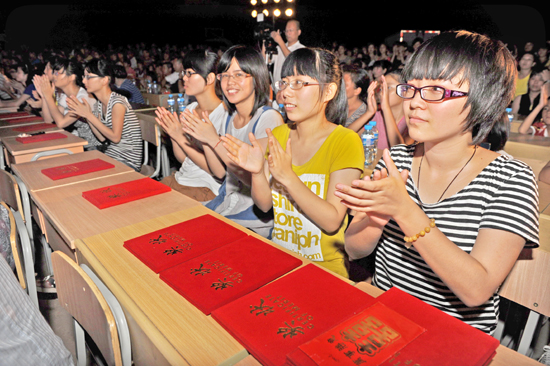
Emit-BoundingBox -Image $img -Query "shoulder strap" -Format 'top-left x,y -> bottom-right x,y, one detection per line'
252,106 -> 273,135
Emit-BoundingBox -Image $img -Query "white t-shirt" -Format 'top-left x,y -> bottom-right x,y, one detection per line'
174,102 -> 229,195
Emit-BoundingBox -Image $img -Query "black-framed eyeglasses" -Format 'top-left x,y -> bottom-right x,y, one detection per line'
181,70 -> 197,78
396,84 -> 469,101
216,72 -> 251,83
276,80 -> 324,91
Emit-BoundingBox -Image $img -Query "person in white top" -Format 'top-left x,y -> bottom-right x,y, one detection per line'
264,19 -> 306,93
156,49 -> 229,202
33,59 -> 100,149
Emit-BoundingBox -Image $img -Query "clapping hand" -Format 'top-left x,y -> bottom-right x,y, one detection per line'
221,132 -> 265,174
334,149 -> 410,226
155,107 -> 185,140
66,95 -> 92,119
180,108 -> 219,147
265,128 -> 294,185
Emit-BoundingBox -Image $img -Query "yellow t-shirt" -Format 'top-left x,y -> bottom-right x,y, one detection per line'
269,124 -> 364,278
515,73 -> 531,98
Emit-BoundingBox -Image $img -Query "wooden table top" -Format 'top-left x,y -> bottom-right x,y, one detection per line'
0,124 -> 62,141
2,130 -> 87,157
11,150 -> 135,192
75,206 -> 252,366
31,172 -> 200,249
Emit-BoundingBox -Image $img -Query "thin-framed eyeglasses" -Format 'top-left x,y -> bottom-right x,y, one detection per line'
276,80 -> 325,91
396,84 -> 469,101
216,72 -> 251,83
181,70 -> 197,78
83,74 -> 102,80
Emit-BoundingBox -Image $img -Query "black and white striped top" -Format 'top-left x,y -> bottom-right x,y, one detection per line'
94,92 -> 143,171
371,144 -> 539,334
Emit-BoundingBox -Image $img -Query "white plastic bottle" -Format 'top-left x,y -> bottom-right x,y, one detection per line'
361,121 -> 378,167
167,94 -> 176,114
177,93 -> 186,115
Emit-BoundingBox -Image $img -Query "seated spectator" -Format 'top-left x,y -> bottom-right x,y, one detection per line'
347,70 -> 410,149
511,67 -> 549,120
0,255 -> 73,366
342,64 -> 370,128
67,59 -> 143,171
161,61 -> 180,93
33,58 -> 102,150
515,52 -> 537,98
0,63 -> 40,110
518,81 -> 550,136
113,64 -> 145,104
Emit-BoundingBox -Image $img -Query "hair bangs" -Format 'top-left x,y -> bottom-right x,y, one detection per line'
281,49 -> 322,82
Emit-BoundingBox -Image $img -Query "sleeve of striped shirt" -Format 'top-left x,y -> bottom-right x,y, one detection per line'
480,159 -> 540,248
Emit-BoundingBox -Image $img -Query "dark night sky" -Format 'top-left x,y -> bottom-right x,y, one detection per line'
0,0 -> 547,54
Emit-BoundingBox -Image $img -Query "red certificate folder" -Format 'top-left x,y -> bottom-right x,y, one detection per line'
211,264 -> 376,366
288,287 -> 499,366
81,177 -> 171,209
6,116 -> 43,123
41,159 -> 115,180
13,123 -> 57,132
124,214 -> 248,273
0,111 -> 30,119
15,132 -> 67,144
160,236 -> 302,314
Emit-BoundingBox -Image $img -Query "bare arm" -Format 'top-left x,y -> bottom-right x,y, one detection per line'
347,81 -> 378,133
336,150 -> 526,307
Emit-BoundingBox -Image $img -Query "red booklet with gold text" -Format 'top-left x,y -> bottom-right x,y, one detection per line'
287,287 -> 499,366
42,159 -> 115,180
124,214 -> 248,273
160,236 -> 302,314
81,177 -> 171,209
211,264 -> 376,366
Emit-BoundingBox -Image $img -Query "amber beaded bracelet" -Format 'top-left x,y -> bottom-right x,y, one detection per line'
404,218 -> 436,249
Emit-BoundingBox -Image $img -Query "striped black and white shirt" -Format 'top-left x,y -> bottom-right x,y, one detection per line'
94,92 -> 143,171
371,144 -> 539,334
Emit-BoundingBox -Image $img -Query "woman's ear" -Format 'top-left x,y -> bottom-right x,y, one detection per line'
206,72 -> 216,85
323,82 -> 338,102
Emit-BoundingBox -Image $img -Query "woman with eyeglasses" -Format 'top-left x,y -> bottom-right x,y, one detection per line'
33,59 -> 102,150
155,49 -> 229,202
336,31 -> 539,334
65,59 -> 143,171
221,48 -> 364,277
181,45 -> 283,238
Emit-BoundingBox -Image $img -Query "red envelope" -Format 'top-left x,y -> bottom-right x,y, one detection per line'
0,111 -> 30,119
289,287 -> 499,366
211,264 -> 376,366
15,132 -> 67,144
5,116 -> 43,123
160,236 -> 302,314
41,159 -> 115,180
82,177 -> 171,209
124,214 -> 248,273
13,123 -> 57,132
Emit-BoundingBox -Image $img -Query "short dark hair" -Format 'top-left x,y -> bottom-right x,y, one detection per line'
217,45 -> 270,117
281,47 -> 347,125
112,64 -> 128,79
342,64 -> 370,103
401,30 -> 517,145
183,49 -> 219,81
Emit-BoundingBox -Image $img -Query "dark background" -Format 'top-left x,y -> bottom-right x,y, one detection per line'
0,0 -> 547,54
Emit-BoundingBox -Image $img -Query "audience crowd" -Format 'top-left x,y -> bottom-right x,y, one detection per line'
1,27 -> 550,364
